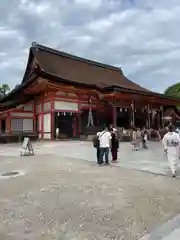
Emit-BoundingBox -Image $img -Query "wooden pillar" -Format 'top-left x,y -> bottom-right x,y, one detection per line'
41,102 -> 44,139
157,110 -> 160,129
0,119 -> 1,133
77,102 -> 81,136
149,107 -> 151,129
6,113 -> 11,133
78,113 -> 81,136
112,105 -> 117,128
147,104 -> 150,129
131,100 -> 135,127
73,115 -> 76,137
161,106 -> 164,128
112,96 -> 116,128
33,102 -> 36,133
145,106 -> 148,129
51,99 -> 55,140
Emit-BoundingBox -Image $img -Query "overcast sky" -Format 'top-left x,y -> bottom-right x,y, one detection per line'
0,0 -> 180,93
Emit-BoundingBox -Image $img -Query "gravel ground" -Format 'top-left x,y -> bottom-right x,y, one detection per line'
0,154 -> 180,240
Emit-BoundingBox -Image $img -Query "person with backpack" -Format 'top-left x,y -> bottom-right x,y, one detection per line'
92,131 -> 101,164
97,126 -> 112,165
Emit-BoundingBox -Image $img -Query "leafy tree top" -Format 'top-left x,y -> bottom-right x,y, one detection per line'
0,84 -> 10,96
164,83 -> 180,98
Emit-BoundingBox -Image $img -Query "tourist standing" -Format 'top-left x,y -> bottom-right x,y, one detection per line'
142,130 -> 148,149
162,125 -> 180,177
93,131 -> 101,164
97,126 -> 112,165
132,128 -> 141,150
110,128 -> 119,162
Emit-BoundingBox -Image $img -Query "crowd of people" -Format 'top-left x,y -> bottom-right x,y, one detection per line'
93,124 -> 180,178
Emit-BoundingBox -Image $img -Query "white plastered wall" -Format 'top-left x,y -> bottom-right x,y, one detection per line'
23,119 -> 33,132
43,113 -> 51,139
11,119 -> 23,132
10,118 -> 33,132
54,101 -> 78,111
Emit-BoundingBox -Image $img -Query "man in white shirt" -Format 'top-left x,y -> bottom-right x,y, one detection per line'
97,126 -> 112,165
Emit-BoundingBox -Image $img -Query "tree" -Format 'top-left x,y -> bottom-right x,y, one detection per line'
0,84 -> 10,96
164,83 -> 180,110
164,83 -> 180,98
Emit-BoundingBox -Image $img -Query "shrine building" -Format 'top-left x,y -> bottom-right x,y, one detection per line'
0,42 -> 179,141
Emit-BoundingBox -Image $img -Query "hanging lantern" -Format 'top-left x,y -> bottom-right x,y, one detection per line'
88,96 -> 92,104
120,108 -> 122,112
57,112 -> 60,117
87,96 -> 94,127
64,112 -> 66,116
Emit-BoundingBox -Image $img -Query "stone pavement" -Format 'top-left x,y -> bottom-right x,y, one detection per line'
0,141 -> 180,239
0,140 -> 173,176
140,214 -> 180,239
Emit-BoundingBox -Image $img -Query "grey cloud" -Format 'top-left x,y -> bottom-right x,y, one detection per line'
0,0 -> 180,92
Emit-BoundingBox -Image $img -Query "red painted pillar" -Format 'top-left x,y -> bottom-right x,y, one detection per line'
112,105 -> 117,128
78,102 -> 81,136
51,99 -> 55,140
77,113 -> 81,136
41,102 -> 44,139
33,102 -> 36,132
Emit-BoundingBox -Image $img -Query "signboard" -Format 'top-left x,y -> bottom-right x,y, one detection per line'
20,137 -> 34,156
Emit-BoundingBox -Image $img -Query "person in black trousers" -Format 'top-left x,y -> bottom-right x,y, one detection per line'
93,131 -> 101,164
110,128 -> 119,162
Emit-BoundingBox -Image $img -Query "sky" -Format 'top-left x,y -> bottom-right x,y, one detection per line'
0,0 -> 180,93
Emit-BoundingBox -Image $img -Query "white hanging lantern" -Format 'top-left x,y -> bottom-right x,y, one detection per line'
57,112 -> 60,117
87,105 -> 94,127
64,112 -> 66,116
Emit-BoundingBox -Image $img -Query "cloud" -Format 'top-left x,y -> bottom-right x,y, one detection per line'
0,0 -> 180,93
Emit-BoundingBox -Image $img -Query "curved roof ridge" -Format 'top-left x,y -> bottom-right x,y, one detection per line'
32,42 -> 121,72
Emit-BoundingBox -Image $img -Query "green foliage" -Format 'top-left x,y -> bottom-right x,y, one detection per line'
0,84 -> 10,95
164,83 -> 180,98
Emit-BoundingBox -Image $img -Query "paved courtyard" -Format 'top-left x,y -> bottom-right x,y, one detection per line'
0,141 -> 180,239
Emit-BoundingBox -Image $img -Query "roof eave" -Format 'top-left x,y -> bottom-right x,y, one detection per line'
113,86 -> 180,102
0,73 -> 38,104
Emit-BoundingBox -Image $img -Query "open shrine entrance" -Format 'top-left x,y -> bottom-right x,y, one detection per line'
54,112 -> 78,139
116,107 -> 131,128
134,109 -> 147,129
79,106 -> 113,134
